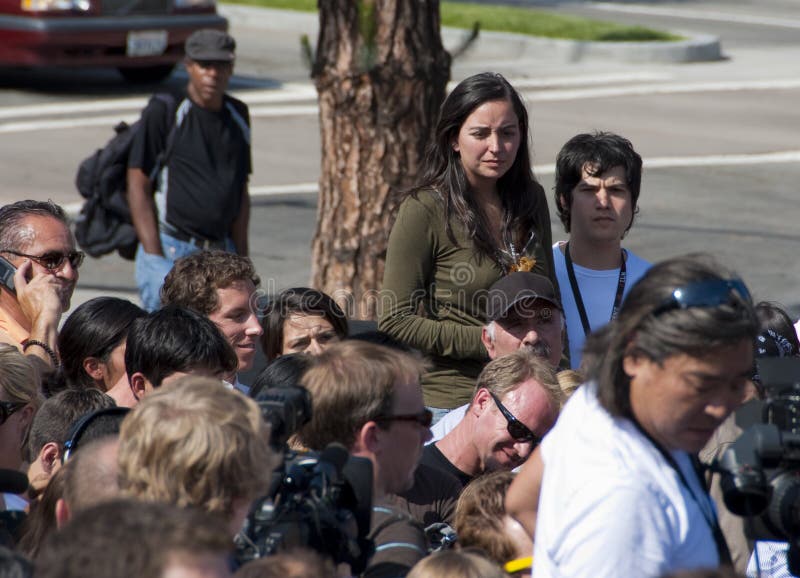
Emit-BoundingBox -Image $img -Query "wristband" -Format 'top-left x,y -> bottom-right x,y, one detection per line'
504,556 -> 533,574
23,339 -> 60,368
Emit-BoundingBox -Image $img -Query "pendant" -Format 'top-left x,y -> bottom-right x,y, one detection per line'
510,256 -> 535,273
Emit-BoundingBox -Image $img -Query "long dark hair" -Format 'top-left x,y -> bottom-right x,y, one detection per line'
584,254 -> 759,418
409,72 -> 545,261
57,297 -> 146,389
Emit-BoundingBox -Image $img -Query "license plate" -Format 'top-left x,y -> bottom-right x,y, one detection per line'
126,30 -> 168,57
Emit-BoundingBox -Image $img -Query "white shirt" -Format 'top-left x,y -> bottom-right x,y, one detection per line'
747,542 -> 793,578
428,404 -> 467,444
552,243 -> 650,369
2,493 -> 27,511
534,383 -> 719,578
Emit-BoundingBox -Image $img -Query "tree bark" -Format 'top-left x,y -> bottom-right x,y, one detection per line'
311,0 -> 451,320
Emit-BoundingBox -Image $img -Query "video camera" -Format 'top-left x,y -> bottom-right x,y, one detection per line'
716,358 -> 800,572
235,386 -> 374,573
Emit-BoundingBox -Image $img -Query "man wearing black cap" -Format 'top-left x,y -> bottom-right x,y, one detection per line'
429,272 -> 565,440
127,28 -> 251,312
481,271 -> 565,369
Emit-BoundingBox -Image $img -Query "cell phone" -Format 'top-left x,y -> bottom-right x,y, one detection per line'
0,256 -> 16,295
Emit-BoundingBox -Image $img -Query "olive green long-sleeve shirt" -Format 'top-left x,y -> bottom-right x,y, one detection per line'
379,190 -> 554,408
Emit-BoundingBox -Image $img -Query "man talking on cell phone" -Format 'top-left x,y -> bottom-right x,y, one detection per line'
0,200 -> 82,370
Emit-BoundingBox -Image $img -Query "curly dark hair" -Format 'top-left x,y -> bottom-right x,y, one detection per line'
161,249 -> 260,316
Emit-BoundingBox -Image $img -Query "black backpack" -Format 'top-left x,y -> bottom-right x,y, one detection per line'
74,93 -> 180,260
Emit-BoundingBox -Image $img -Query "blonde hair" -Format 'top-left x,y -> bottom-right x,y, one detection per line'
407,550 -> 507,578
299,341 -> 427,451
118,377 -> 277,518
454,471 -> 517,565
556,369 -> 584,399
472,348 -> 564,410
0,343 -> 41,406
0,343 -> 42,458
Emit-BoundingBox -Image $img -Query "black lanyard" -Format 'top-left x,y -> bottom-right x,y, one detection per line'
630,418 -> 733,567
564,242 -> 627,337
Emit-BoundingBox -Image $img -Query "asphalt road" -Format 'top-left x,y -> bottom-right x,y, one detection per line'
0,0 -> 798,320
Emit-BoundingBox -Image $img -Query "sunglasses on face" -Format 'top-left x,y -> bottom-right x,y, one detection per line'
653,278 -> 751,317
374,409 -> 433,429
488,390 -> 541,445
0,400 -> 26,426
2,249 -> 85,272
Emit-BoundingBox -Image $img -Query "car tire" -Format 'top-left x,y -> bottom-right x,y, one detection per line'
117,64 -> 175,84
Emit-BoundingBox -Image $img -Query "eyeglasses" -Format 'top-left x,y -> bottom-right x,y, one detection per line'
374,409 -> 433,429
653,278 -> 751,317
2,249 -> 84,272
488,390 -> 540,444
0,401 -> 26,426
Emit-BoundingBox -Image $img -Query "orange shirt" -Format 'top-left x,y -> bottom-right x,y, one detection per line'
0,305 -> 30,349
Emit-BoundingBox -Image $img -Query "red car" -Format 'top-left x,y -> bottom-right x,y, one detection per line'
0,0 -> 227,82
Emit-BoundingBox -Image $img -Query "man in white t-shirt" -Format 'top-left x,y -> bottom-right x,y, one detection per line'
552,132 -> 651,369
534,254 -> 759,578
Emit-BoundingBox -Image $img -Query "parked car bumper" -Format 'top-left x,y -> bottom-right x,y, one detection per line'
0,12 -> 226,67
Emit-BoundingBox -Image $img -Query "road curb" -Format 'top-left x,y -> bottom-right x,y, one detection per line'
219,4 -> 722,64
469,28 -> 721,63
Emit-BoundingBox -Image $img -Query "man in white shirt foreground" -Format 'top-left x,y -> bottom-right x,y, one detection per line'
534,254 -> 759,578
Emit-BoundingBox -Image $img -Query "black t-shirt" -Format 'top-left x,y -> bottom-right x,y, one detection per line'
419,443 -> 474,488
390,462 -> 462,527
364,501 -> 427,578
128,92 -> 252,241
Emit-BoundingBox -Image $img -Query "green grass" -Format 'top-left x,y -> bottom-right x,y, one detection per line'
222,0 -> 682,42
226,0 -> 316,10
442,2 -> 681,41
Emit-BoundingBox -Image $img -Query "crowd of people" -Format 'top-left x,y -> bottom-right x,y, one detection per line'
0,27 -> 797,578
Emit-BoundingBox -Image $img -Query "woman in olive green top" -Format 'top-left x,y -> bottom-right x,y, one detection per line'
379,72 -> 555,414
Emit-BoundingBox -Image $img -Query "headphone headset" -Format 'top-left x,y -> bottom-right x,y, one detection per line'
62,406 -> 130,464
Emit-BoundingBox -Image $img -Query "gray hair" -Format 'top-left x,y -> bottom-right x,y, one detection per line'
0,200 -> 69,252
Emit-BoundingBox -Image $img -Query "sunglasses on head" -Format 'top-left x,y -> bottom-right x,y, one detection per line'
488,390 -> 540,445
0,400 -> 26,426
2,249 -> 84,272
652,278 -> 751,318
374,409 -> 433,429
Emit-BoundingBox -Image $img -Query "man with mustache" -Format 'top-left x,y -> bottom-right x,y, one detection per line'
552,131 -> 651,369
127,29 -> 251,312
0,200 -> 82,370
